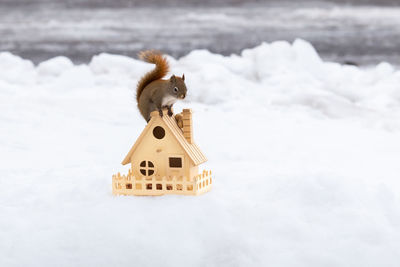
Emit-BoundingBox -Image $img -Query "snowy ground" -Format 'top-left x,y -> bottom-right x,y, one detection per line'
1,39 -> 400,266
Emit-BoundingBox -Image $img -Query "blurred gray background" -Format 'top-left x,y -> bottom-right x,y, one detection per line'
0,0 -> 399,65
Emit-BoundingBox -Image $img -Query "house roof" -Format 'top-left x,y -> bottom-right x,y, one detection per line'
122,109 -> 207,166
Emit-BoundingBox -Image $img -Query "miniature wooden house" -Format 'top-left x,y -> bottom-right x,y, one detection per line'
112,108 -> 212,196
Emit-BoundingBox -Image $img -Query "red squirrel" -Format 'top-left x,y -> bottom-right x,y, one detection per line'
136,50 -> 187,122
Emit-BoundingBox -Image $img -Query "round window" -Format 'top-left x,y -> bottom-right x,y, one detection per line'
139,160 -> 155,176
153,126 -> 165,139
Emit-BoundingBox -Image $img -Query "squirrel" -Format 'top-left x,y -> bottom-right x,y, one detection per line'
136,50 -> 187,122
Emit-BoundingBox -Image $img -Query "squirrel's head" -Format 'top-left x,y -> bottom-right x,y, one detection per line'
168,74 -> 187,100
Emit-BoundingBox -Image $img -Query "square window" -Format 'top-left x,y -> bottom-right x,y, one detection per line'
146,184 -> 152,190
135,183 -> 142,190
126,183 -> 132,189
156,184 -> 162,190
176,184 -> 183,191
169,157 -> 182,168
187,185 -> 193,191
166,184 -> 173,190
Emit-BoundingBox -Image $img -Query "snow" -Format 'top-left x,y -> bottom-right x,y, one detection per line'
1,39 -> 400,266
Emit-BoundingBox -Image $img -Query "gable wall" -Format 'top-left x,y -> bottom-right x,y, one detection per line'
130,118 -> 195,179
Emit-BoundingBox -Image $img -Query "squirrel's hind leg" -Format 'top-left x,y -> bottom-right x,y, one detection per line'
144,101 -> 157,122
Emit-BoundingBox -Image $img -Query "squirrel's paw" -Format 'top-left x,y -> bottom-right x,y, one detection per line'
168,110 -> 173,117
158,109 -> 163,117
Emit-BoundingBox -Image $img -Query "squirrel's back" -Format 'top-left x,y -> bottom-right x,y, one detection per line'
136,50 -> 170,103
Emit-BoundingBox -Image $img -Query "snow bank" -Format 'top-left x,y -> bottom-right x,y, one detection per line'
1,40 -> 400,267
180,39 -> 400,119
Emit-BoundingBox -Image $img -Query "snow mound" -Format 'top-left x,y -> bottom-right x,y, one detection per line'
1,40 -> 400,267
37,56 -> 74,78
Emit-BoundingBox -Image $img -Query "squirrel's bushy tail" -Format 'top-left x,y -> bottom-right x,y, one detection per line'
136,50 -> 170,103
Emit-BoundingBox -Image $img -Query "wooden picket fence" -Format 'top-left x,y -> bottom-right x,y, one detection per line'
112,169 -> 212,196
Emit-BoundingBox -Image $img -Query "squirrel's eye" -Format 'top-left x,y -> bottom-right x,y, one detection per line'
174,87 -> 178,92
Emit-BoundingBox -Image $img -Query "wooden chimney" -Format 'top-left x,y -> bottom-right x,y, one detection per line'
182,109 -> 193,144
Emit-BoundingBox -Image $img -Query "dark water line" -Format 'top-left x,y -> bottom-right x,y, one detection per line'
0,2 -> 399,65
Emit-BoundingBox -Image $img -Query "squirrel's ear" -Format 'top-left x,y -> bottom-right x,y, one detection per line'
170,75 -> 176,83
182,74 -> 185,81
